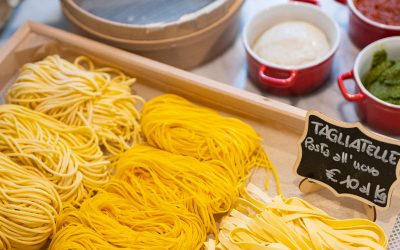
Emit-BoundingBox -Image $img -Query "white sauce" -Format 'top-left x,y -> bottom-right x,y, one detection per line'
253,21 -> 330,67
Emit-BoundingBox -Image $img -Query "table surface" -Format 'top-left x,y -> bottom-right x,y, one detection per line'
0,0 -> 362,125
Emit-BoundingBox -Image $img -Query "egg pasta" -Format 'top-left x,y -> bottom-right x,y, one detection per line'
0,152 -> 61,250
50,189 -> 206,250
111,144 -> 238,235
7,55 -> 144,157
141,94 -> 281,193
208,184 -> 387,250
0,104 -> 109,204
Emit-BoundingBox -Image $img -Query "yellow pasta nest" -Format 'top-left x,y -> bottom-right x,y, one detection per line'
111,144 -> 238,234
50,189 -> 206,250
0,104 -> 109,203
0,153 -> 61,250
141,94 -> 280,193
207,184 -> 387,250
6,55 -> 144,156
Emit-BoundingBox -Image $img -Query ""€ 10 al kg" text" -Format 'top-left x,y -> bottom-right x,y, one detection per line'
325,168 -> 387,205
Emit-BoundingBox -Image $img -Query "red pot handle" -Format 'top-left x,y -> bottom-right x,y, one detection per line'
290,0 -> 320,6
338,70 -> 365,102
335,0 -> 347,4
259,65 -> 297,88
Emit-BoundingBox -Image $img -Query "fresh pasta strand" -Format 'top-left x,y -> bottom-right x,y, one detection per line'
50,189 -> 206,250
0,152 -> 62,250
0,104 -> 109,204
141,94 -> 281,193
6,55 -> 144,157
209,184 -> 387,250
110,144 -> 239,235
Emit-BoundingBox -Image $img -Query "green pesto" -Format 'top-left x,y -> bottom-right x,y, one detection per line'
363,49 -> 400,105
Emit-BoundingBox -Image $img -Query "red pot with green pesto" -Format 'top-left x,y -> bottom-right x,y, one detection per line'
336,0 -> 400,48
338,37 -> 400,134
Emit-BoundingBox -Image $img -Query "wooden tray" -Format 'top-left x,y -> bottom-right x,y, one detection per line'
0,22 -> 398,236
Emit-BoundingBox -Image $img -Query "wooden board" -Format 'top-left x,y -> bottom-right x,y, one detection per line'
0,22 -> 399,236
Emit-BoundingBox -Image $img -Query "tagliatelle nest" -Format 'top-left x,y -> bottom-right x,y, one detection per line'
6,55 -> 144,157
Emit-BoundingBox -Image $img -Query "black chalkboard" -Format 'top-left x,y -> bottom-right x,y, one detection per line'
295,111 -> 400,208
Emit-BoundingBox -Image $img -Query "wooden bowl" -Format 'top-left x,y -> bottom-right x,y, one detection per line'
61,0 -> 243,69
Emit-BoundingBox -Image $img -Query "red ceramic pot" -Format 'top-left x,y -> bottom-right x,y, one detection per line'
243,2 -> 340,95
338,37 -> 400,134
336,0 -> 400,49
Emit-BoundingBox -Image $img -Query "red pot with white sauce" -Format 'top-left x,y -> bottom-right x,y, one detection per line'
336,0 -> 400,49
243,1 -> 340,95
338,37 -> 400,134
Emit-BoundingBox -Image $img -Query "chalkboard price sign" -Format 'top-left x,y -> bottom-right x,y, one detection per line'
294,111 -> 400,209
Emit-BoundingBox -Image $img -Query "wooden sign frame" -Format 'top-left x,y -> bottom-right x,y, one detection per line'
294,110 -> 400,221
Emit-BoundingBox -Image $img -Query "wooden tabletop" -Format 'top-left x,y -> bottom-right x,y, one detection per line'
0,0 -> 365,127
